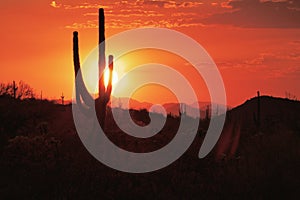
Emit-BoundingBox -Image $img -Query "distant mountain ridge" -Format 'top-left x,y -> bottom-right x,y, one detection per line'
110,96 -> 229,118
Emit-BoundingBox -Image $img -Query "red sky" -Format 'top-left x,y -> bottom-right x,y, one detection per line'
0,0 -> 299,106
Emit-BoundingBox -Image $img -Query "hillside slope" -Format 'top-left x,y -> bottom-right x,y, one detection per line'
214,96 -> 300,159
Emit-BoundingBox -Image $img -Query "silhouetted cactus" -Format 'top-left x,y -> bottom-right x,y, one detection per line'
253,91 -> 261,132
61,93 -> 64,105
205,105 -> 210,121
73,31 -> 80,77
73,31 -> 95,112
73,8 -> 113,130
98,8 -> 106,99
96,8 -> 114,129
13,81 -> 18,99
106,55 -> 114,98
73,31 -> 92,110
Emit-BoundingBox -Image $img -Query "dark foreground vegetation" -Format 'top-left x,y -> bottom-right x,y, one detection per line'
0,95 -> 299,199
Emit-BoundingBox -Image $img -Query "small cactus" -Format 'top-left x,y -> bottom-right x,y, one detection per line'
253,91 -> 261,132
61,93 -> 64,105
205,105 -> 210,121
13,81 -> 18,99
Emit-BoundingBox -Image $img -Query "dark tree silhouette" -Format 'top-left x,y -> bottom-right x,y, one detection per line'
17,81 -> 35,99
0,81 -> 35,99
0,82 -> 9,96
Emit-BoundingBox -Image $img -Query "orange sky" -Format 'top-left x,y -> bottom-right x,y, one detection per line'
0,0 -> 299,106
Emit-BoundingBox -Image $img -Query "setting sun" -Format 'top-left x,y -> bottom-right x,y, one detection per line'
104,68 -> 118,88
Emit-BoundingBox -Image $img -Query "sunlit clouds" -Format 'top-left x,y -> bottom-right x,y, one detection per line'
48,0 -> 300,29
54,0 -> 219,29
50,1 -> 61,8
0,0 -> 299,106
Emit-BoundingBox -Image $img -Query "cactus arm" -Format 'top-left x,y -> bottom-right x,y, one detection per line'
73,31 -> 80,77
73,31 -> 94,113
105,55 -> 114,100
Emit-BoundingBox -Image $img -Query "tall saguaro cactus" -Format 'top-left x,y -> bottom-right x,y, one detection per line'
98,8 -> 106,100
96,8 -> 114,129
73,8 -> 113,130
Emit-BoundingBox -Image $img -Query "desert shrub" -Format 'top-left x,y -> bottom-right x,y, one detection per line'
0,97 -> 57,138
1,135 -> 61,170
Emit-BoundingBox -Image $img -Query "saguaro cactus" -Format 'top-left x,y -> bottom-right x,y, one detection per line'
205,105 -> 210,121
61,93 -> 65,105
13,81 -> 18,99
253,91 -> 261,132
98,8 -> 106,100
73,8 -> 113,130
96,8 -> 114,129
73,31 -> 94,114
73,31 -> 80,77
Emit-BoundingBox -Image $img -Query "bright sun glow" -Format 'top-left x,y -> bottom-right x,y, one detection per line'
50,1 -> 60,8
104,68 -> 119,88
